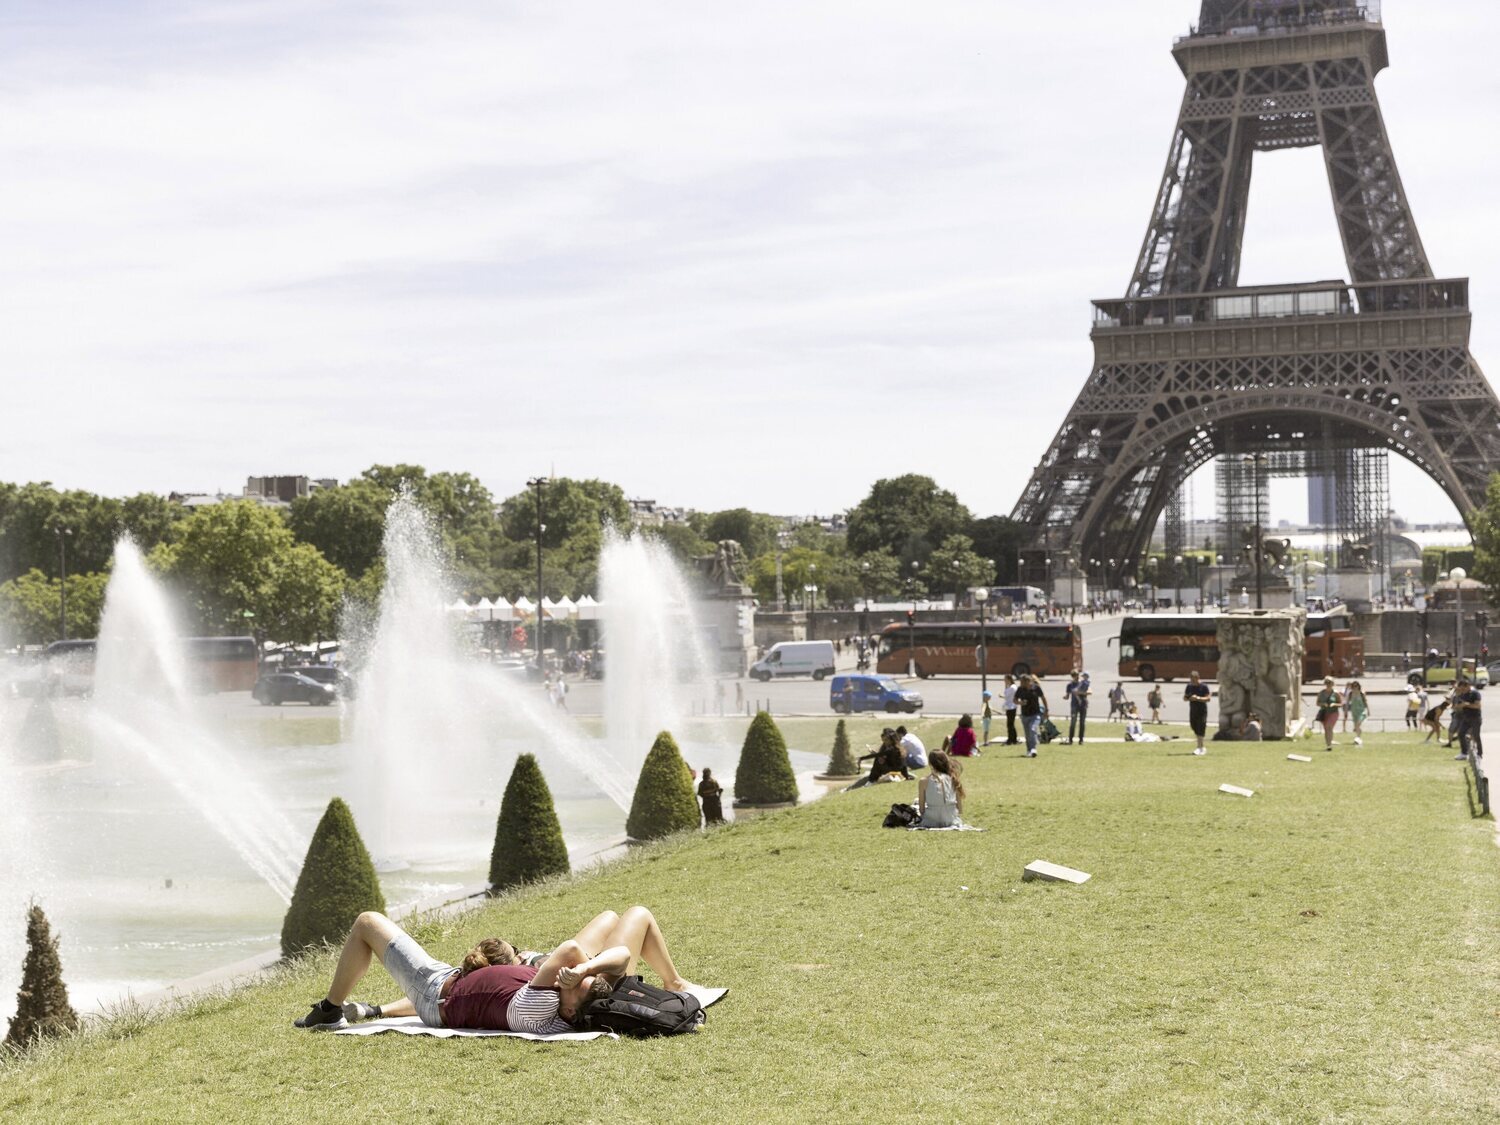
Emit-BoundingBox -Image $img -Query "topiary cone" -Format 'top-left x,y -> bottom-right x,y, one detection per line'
820,718 -> 859,778
625,731 -> 701,841
734,711 -> 799,806
5,904 -> 80,1052
489,753 -> 570,891
280,798 -> 385,959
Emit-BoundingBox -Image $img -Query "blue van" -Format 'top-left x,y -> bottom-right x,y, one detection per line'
829,674 -> 923,715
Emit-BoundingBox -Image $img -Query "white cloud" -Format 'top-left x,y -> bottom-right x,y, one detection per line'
0,1 -> 1495,523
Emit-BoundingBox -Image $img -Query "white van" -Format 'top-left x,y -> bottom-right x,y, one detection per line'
750,640 -> 836,682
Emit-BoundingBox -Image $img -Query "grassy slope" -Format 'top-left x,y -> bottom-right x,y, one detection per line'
3,727 -> 1498,1124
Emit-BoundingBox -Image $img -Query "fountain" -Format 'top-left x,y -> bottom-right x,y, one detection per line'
347,498 -> 634,869
598,528 -> 714,769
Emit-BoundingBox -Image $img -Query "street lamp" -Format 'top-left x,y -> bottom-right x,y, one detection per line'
907,560 -> 920,677
859,561 -> 871,642
1145,557 -> 1157,612
1173,555 -> 1184,610
1215,554 -> 1224,609
54,526 -> 72,641
1245,453 -> 1266,609
975,587 -> 990,695
527,476 -> 548,673
803,582 -> 817,640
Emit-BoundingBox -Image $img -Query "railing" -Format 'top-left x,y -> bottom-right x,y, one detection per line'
1471,752 -> 1491,817
1184,2 -> 1380,43
1093,278 -> 1469,331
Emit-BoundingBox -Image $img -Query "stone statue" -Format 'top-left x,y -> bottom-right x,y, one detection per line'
1214,609 -> 1306,738
709,540 -> 745,587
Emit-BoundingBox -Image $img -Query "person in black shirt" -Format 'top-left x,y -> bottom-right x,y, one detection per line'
849,729 -> 914,789
1452,678 -> 1484,761
1014,674 -> 1048,758
1183,671 -> 1211,756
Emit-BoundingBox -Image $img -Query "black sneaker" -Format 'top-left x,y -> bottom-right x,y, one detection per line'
294,999 -> 347,1030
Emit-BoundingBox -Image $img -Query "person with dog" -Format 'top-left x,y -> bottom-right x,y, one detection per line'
294,906 -> 697,1033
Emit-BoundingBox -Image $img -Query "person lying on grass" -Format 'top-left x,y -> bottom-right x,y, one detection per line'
294,905 -> 697,1032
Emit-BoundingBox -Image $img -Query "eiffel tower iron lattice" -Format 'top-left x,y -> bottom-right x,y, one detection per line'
1011,0 -> 1500,595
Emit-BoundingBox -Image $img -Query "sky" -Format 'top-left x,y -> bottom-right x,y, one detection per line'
2,0 -> 1498,525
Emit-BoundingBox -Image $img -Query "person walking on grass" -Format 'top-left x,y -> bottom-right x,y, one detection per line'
1002,674 -> 1019,745
295,906 -> 699,1032
1183,671 -> 1211,756
1451,678 -> 1484,761
1107,682 -> 1128,722
980,690 -> 994,746
1314,677 -> 1343,751
1345,681 -> 1368,746
1064,669 -> 1090,744
1015,674 -> 1048,758
1147,685 -> 1164,724
697,768 -> 725,825
1405,683 -> 1423,730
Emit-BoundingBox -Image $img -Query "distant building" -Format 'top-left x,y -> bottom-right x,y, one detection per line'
244,476 -> 337,504
628,499 -> 692,526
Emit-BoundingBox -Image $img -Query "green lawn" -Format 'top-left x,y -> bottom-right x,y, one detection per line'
4,728 -> 1498,1123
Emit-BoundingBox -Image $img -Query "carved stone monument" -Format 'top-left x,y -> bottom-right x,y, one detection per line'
1215,609 -> 1305,740
690,540 -> 757,676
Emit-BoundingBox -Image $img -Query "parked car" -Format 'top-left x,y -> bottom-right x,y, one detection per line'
252,672 -> 337,706
1408,659 -> 1489,687
285,664 -> 357,699
829,674 -> 923,714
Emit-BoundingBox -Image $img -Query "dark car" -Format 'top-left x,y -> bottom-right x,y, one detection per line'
285,664 -> 357,699
253,672 -> 337,706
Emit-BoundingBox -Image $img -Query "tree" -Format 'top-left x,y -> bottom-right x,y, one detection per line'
0,570 -> 110,645
1472,474 -> 1500,598
853,549 -> 904,600
489,754 -> 570,890
152,501 -> 347,642
288,481 -> 390,579
625,731 -> 702,841
845,475 -> 973,562
499,478 -> 632,549
823,719 -> 859,777
645,522 -> 714,565
693,508 -> 782,560
733,712 -> 799,806
965,515 -> 1030,586
926,534 -> 997,604
280,798 -> 385,959
5,904 -> 80,1052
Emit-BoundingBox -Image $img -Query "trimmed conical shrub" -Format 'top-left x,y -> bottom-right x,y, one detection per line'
625,731 -> 701,841
280,798 -> 385,959
824,719 -> 859,777
5,904 -> 80,1052
489,753 -> 570,891
734,711 -> 799,806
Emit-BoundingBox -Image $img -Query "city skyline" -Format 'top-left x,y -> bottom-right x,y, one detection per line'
3,1 -> 1497,526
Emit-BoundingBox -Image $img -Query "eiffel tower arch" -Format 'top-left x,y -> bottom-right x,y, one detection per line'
1012,1 -> 1500,592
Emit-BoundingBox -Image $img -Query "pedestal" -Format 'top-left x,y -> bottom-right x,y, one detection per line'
1215,609 -> 1306,740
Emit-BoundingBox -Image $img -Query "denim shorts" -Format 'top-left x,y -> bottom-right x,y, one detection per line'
382,932 -> 459,1027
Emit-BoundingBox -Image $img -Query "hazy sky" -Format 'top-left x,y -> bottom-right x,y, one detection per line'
3,1 -> 1497,524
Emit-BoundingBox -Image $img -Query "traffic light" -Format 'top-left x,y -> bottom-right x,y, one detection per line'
906,610 -> 916,627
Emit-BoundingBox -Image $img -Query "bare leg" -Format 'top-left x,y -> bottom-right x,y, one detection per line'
602,906 -> 688,990
327,912 -> 404,1005
570,910 -> 621,958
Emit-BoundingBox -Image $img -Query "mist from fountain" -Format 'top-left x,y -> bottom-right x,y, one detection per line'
89,539 -> 304,902
347,498 -> 633,869
598,529 -> 714,770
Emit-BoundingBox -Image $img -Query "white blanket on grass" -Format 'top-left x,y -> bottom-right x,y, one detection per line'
907,823 -> 985,832
334,985 -> 729,1041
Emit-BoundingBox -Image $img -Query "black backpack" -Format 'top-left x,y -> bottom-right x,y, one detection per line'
579,976 -> 705,1037
883,802 -> 919,828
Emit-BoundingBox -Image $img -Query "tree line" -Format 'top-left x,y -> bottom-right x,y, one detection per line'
0,468 -> 1035,645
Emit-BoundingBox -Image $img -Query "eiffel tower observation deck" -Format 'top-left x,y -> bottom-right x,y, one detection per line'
1011,1 -> 1500,592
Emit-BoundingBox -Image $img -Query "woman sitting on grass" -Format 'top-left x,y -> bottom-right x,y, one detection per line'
946,713 -> 979,757
916,749 -> 965,828
293,906 -> 696,1033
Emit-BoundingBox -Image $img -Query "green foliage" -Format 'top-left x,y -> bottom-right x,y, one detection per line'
625,731 -> 702,840
844,474 -> 973,562
926,533 -> 997,601
1422,546 -> 1477,587
691,508 -> 782,560
0,483 -> 184,585
734,712 -> 799,805
489,754 -> 570,890
825,719 -> 858,776
4,904 -> 79,1052
852,548 -> 904,600
645,522 -> 714,565
964,515 -> 1029,585
0,570 -> 109,645
151,501 -> 345,643
280,798 -> 385,959
1472,475 -> 1500,598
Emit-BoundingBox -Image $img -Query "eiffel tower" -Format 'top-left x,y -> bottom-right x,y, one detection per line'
1011,0 -> 1500,592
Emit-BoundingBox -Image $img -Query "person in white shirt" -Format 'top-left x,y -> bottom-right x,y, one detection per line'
897,726 -> 926,770
1002,674 -> 1019,745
